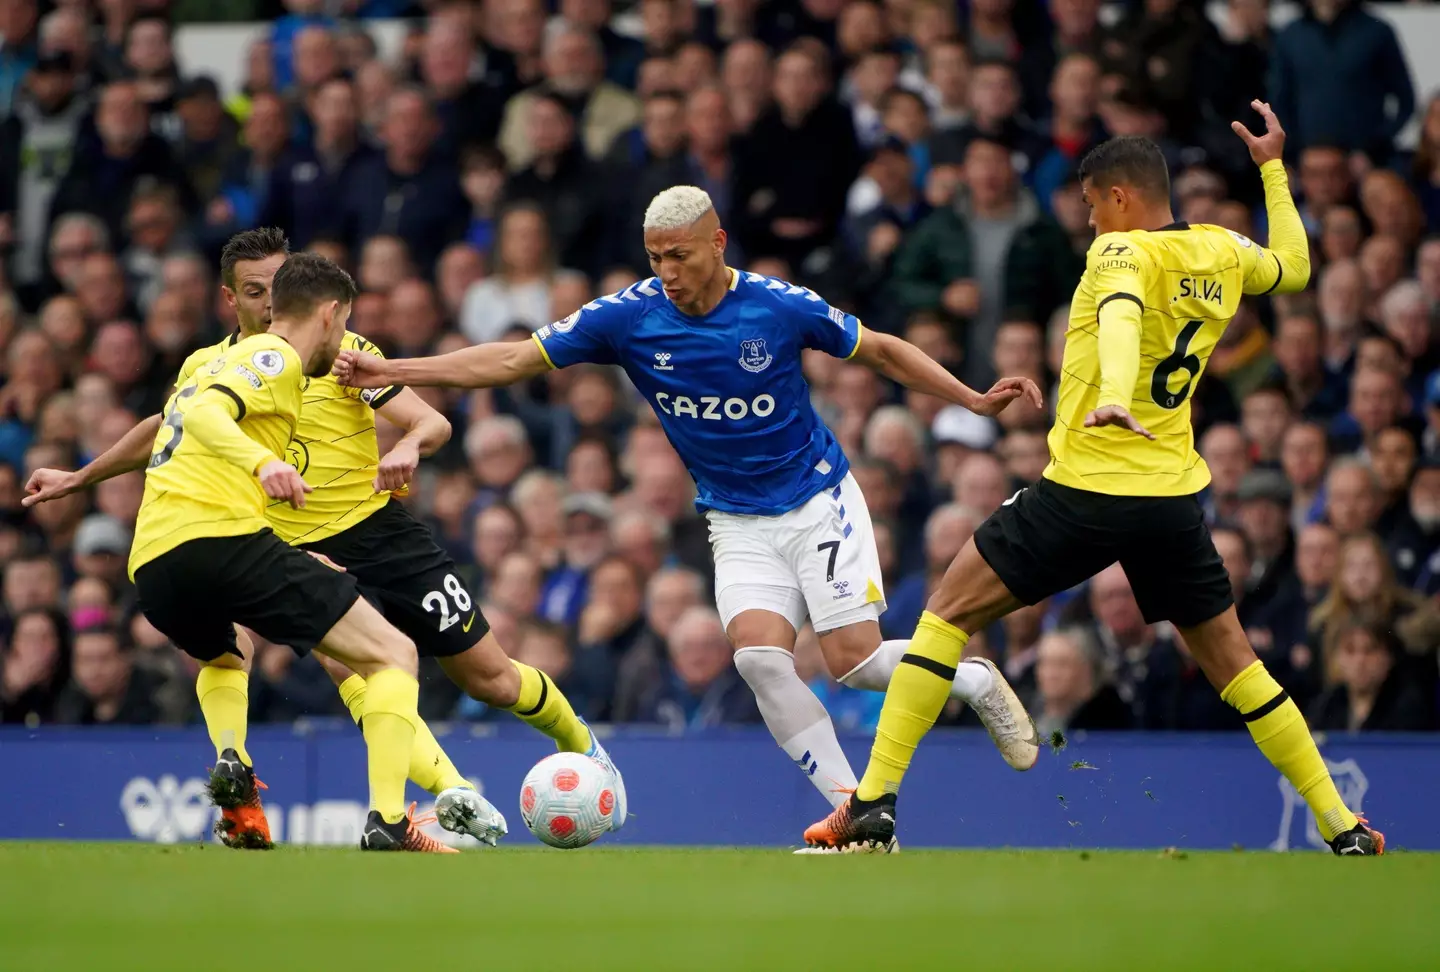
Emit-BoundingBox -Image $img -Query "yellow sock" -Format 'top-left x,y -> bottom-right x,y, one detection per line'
505,661 -> 592,753
361,668 -> 420,824
856,611 -> 969,801
1222,660 -> 1358,841
196,667 -> 251,766
338,674 -> 468,796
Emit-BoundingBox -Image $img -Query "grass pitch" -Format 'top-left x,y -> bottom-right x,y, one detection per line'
1,843 -> 1435,971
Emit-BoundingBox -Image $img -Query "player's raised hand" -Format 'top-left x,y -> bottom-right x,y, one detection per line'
375,441 -> 420,493
22,468 -> 82,507
1084,405 -> 1155,440
332,349 -> 389,388
1231,99 -> 1285,166
971,376 -> 1044,417
258,459 -> 313,508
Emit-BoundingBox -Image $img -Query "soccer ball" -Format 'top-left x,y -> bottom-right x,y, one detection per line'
518,752 -> 615,849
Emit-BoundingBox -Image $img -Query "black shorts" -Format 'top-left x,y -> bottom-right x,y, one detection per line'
301,499 -> 488,658
134,529 -> 360,662
972,477 -> 1233,628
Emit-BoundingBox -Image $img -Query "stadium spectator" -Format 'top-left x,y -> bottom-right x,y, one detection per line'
54,625 -> 163,726
634,606 -> 758,728
459,204 -> 555,344
263,77 -> 376,251
48,81 -> 196,250
0,0 -> 38,119
1307,532 -> 1440,699
1391,456 -> 1440,594
1309,622 -> 1432,732
1198,423 -> 1249,524
0,51 -> 88,309
1029,626 -> 1133,736
0,607 -> 66,725
502,93 -> 609,277
420,17 -> 509,161
499,26 -> 642,172
1235,469 -> 1295,621
340,87 -> 467,274
732,43 -> 861,267
1269,0 -> 1413,164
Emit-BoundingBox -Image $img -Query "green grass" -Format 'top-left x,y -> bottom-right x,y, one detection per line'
1,844 -> 1436,971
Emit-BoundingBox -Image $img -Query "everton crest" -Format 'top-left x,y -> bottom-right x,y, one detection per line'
738,337 -> 772,373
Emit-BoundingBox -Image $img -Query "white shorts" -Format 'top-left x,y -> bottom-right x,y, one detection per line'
707,472 -> 887,635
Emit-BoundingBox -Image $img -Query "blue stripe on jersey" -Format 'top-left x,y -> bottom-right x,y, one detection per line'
535,270 -> 862,515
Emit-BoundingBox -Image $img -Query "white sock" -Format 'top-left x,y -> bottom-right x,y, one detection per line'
838,639 -> 993,701
733,646 -> 858,808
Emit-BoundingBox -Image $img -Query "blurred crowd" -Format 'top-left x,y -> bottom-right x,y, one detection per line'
1,0 -> 1439,735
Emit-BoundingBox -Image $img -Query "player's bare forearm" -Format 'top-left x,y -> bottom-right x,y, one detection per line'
382,341 -> 548,389
1259,160 -> 1310,293
851,330 -> 981,408
1095,298 -> 1144,411
377,388 -> 451,457
82,412 -> 163,485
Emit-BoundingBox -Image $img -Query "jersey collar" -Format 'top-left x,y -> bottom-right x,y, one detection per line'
1154,221 -> 1191,232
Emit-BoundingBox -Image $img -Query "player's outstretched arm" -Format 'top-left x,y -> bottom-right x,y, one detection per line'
23,412 -> 164,507
1233,99 -> 1310,295
333,339 -> 551,390
373,389 -> 452,493
851,328 -> 1043,417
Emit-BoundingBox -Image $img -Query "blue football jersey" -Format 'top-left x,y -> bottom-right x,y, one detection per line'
533,269 -> 863,515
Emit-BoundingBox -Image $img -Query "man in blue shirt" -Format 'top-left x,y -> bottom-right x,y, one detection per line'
335,187 -> 1043,842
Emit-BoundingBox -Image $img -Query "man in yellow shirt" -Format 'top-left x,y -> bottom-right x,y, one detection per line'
804,102 -> 1384,856
128,252 -> 448,851
28,229 -> 617,849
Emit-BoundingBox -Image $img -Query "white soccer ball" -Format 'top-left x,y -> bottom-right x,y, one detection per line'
518,751 -> 615,849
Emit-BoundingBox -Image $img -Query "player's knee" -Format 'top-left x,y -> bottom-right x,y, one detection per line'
725,609 -> 797,650
733,644 -> 796,685
815,622 -> 881,678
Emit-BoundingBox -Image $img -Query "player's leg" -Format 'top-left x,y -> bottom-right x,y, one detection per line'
1123,501 -> 1383,856
805,481 -> 1105,850
314,649 -> 471,800
712,506 -> 861,807
311,598 -> 458,851
133,550 -> 273,848
798,475 -> 1030,767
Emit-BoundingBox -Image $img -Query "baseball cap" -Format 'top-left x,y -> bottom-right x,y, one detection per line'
561,492 -> 613,522
932,405 -> 998,450
74,515 -> 131,558
1237,468 -> 1292,505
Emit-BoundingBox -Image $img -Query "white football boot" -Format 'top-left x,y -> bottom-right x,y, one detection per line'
434,786 -> 509,846
579,718 -> 628,830
964,657 -> 1040,770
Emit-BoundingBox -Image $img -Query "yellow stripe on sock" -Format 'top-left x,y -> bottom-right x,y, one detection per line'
856,612 -> 968,801
506,661 -> 591,753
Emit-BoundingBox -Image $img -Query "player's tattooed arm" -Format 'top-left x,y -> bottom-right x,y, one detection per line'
23,411 -> 164,507
333,337 -> 551,389
851,329 -> 1044,417
373,389 -> 452,493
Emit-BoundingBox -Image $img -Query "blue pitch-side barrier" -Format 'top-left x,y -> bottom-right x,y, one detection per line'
0,725 -> 1435,850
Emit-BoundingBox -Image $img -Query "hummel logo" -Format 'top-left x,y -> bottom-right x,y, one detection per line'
653,352 -> 674,371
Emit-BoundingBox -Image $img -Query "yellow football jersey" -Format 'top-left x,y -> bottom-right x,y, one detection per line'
1045,221 -> 1290,497
266,331 -> 400,545
129,333 -> 303,575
